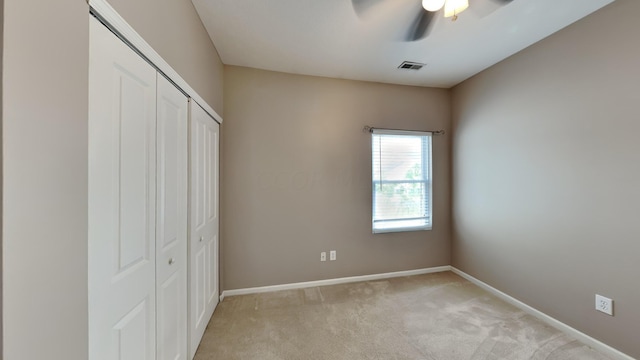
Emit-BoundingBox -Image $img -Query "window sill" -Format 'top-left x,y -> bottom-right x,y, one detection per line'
372,225 -> 432,234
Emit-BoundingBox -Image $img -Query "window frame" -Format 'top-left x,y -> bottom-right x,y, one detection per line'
371,129 -> 433,234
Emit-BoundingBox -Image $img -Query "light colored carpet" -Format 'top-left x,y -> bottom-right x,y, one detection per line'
194,272 -> 611,360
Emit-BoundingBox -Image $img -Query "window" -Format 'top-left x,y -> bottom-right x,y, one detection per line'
371,129 -> 432,233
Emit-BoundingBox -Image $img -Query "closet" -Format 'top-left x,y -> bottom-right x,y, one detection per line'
88,15 -> 219,360
189,102 -> 220,357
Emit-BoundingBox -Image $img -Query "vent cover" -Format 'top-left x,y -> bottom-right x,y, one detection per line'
398,61 -> 426,70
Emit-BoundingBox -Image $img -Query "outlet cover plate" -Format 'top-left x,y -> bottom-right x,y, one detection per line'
595,294 -> 613,316
330,250 -> 336,261
320,252 -> 327,262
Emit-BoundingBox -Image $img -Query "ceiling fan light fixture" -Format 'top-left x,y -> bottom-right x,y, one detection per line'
444,0 -> 469,18
422,0 -> 445,12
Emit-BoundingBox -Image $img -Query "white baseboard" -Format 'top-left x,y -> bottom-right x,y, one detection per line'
221,266 -> 451,298
450,267 -> 635,360
219,266 -> 633,359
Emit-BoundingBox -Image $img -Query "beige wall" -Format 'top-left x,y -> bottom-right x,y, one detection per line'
2,0 -> 222,358
107,0 -> 224,114
451,0 -> 640,357
3,0 -> 89,359
222,66 -> 451,290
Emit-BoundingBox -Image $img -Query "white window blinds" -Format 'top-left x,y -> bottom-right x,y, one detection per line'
371,129 -> 433,233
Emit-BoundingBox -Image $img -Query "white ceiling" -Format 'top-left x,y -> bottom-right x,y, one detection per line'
192,0 -> 614,88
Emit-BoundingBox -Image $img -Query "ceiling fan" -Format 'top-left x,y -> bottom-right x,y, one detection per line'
352,0 -> 514,41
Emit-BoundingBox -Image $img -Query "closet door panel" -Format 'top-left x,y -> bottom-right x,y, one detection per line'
207,234 -> 219,305
189,102 -> 220,359
206,123 -> 220,306
89,17 -> 157,360
156,74 -> 189,360
194,245 -> 207,326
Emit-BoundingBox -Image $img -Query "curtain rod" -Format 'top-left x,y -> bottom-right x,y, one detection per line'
363,125 -> 445,136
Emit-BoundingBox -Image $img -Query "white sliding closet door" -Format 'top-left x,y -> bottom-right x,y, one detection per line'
156,74 -> 189,360
89,17 -> 158,360
89,14 -> 221,360
189,102 -> 220,359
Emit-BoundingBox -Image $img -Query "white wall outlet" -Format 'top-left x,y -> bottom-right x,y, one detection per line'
595,294 -> 613,316
320,252 -> 326,262
329,250 -> 336,261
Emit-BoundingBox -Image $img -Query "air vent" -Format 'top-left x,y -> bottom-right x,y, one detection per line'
398,61 -> 426,70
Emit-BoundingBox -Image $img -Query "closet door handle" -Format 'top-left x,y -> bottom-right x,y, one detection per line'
199,236 -> 203,242
168,258 -> 175,265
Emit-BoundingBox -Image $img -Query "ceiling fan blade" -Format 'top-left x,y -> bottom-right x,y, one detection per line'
405,9 -> 435,42
351,0 -> 390,19
470,0 -> 514,18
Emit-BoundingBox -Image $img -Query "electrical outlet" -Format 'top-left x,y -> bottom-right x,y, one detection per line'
595,294 -> 613,316
320,252 -> 326,262
330,250 -> 336,261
